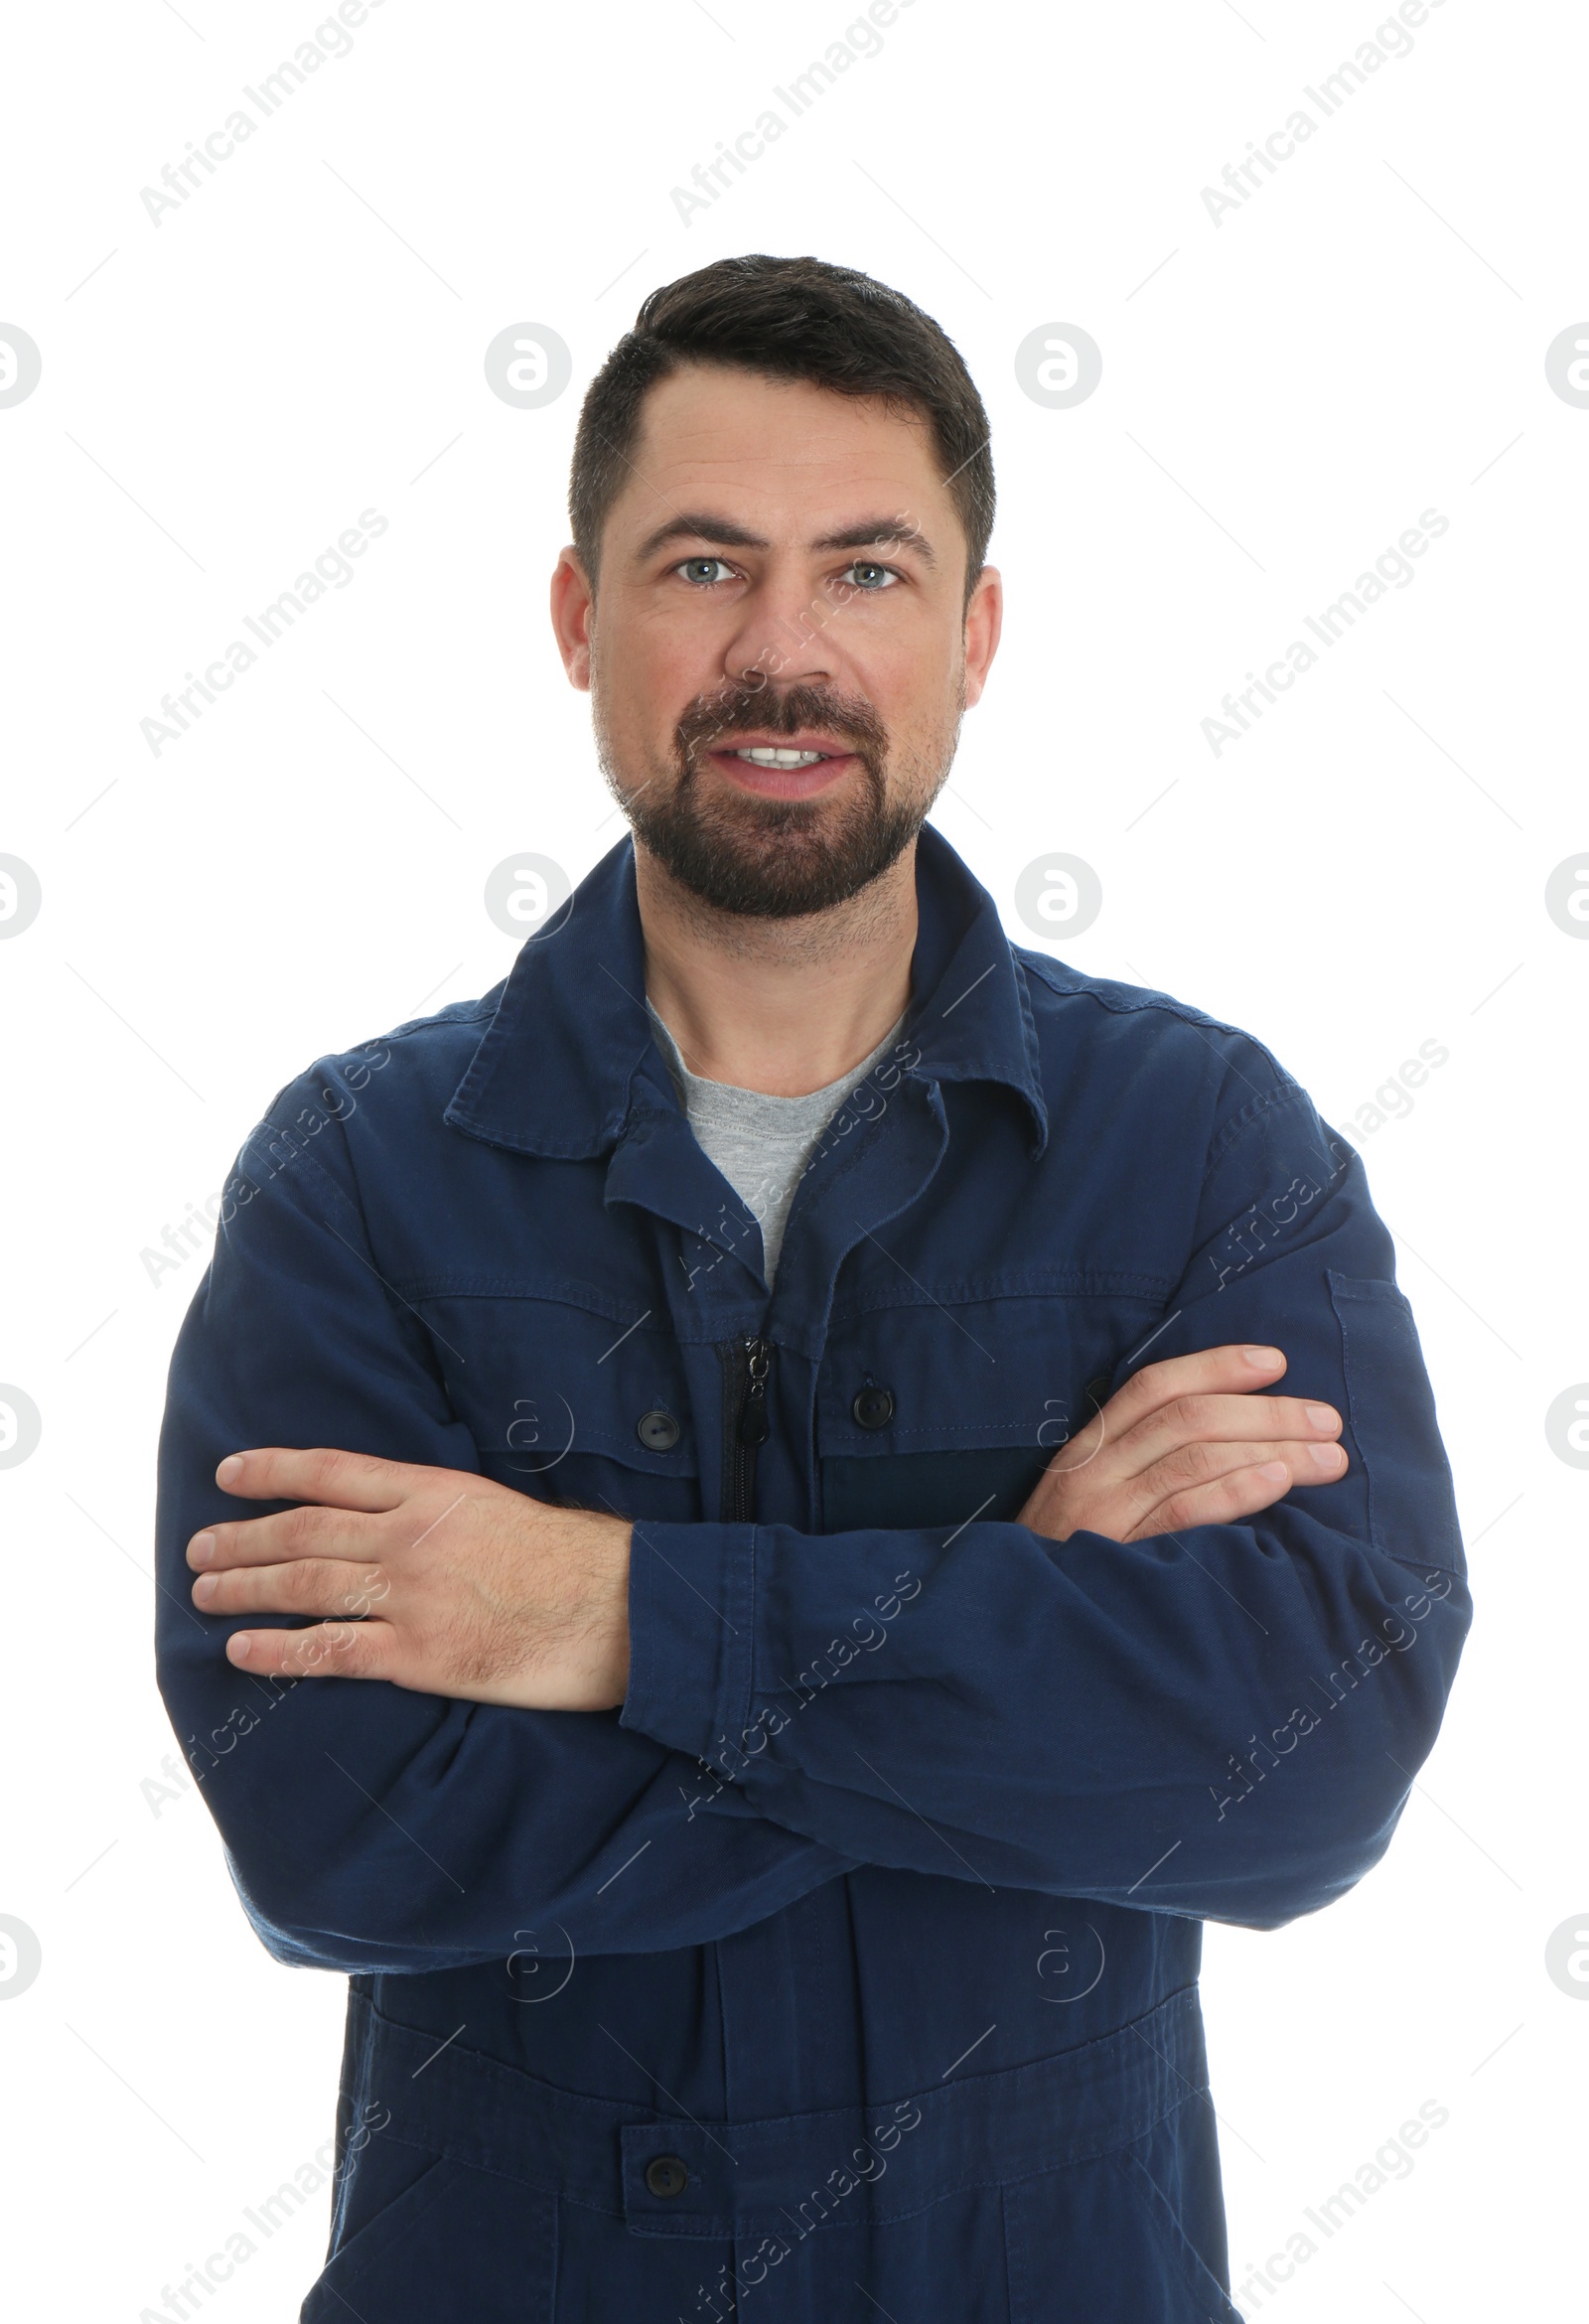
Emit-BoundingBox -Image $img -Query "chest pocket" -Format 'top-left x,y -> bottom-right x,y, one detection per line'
416,1289 -> 700,1521
814,1293 -> 1147,1535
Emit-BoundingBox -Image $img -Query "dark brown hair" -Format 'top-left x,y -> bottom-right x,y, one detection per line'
568,253 -> 994,613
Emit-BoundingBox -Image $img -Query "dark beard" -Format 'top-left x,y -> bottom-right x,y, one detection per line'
616,680 -> 929,920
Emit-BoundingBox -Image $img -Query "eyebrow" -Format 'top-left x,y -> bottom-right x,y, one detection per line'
633,510 -> 939,571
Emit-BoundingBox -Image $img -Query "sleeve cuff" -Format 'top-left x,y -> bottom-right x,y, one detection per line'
619,1520 -> 757,1769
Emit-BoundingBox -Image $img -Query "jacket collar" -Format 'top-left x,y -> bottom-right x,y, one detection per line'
443,822 -> 1048,1159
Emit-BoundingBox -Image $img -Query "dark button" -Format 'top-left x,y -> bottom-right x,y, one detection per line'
851,1385 -> 896,1430
637,1408 -> 681,1452
1083,1374 -> 1112,1415
644,2154 -> 689,2199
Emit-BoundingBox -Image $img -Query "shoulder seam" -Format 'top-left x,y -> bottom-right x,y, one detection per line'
359,997 -> 499,1054
1016,944 -> 1275,1050
237,1116 -> 367,1238
1200,1081 -> 1318,1182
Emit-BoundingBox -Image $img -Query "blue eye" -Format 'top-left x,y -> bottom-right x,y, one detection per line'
676,557 -> 734,585
843,562 -> 900,590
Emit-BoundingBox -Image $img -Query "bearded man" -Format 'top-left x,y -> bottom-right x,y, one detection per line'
156,252 -> 1468,2324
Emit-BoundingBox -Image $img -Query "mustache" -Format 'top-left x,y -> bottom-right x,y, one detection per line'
675,680 -> 888,766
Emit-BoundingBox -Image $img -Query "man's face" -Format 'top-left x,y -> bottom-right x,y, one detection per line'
551,363 -> 1001,919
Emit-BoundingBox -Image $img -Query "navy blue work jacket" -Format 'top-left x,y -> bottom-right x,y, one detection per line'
155,823 -> 1470,2323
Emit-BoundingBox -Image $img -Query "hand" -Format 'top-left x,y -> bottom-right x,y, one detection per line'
185,1449 -> 634,1710
1017,1344 -> 1347,1544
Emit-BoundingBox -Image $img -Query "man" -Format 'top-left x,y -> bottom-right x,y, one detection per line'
155,254 -> 1469,2323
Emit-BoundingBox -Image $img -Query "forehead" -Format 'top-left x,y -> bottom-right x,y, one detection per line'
614,363 -> 947,536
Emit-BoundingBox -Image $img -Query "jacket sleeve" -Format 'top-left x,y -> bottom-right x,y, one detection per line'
620,1081 -> 1473,1931
153,1110 -> 854,1976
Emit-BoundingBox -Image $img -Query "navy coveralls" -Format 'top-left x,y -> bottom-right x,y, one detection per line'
154,825 -> 1470,2322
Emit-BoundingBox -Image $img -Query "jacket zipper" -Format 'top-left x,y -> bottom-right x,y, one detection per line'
722,1334 -> 772,1522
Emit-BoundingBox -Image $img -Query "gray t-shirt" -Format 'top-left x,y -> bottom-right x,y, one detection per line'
647,1000 -> 910,1285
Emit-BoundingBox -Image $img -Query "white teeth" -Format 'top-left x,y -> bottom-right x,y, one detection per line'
732,747 -> 829,767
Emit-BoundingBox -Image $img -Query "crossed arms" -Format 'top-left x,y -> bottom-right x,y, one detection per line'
153,1087 -> 1470,1973
186,1339 -> 1351,1708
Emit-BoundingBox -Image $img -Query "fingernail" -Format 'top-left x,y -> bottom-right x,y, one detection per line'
1258,1460 -> 1290,1482
189,1531 -> 217,1567
1310,1442 -> 1346,1471
193,1573 -> 217,1605
217,1455 -> 243,1486
1306,1404 -> 1337,1431
226,1634 -> 251,1663
1244,1347 -> 1283,1369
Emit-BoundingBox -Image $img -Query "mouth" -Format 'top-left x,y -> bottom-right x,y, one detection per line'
703,732 -> 861,800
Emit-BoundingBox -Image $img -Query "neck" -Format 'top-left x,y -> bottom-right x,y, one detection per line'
636,840 -> 918,1096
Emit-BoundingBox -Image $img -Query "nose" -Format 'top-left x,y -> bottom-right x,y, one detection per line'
716,574 -> 839,695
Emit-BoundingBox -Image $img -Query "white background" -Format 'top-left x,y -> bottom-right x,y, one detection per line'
1,0 -> 1583,2315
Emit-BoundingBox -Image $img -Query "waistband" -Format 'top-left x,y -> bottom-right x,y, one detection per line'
338,1983 -> 1210,2242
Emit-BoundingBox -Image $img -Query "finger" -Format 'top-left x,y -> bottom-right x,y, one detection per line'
1115,1392 -> 1342,1480
1042,1380 -> 1336,1492
1127,1435 -> 1347,1524
1105,1344 -> 1289,1429
224,1621 -> 400,1682
189,1501 -> 384,1572
1049,1347 -> 1288,1480
193,1556 -> 392,1621
214,1446 -> 418,1513
1121,1458 -> 1306,1542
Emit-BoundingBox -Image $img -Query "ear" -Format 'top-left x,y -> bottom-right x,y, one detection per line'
550,547 -> 595,690
961,564 -> 1003,709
